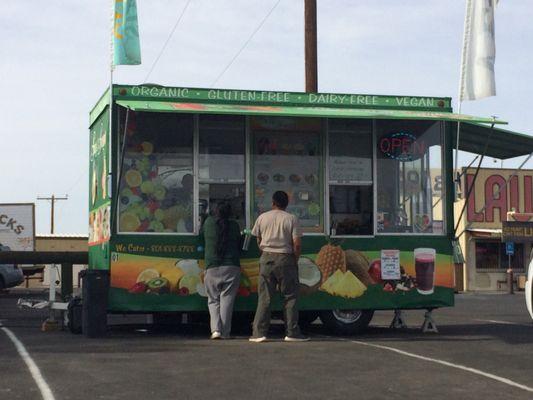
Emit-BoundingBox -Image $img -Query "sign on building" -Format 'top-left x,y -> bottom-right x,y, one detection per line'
502,221 -> 533,243
463,168 -> 533,228
0,203 -> 35,251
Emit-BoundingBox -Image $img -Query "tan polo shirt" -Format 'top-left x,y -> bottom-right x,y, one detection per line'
251,209 -> 301,254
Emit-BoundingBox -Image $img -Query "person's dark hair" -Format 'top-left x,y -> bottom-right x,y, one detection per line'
215,202 -> 232,258
181,174 -> 193,190
272,191 -> 289,209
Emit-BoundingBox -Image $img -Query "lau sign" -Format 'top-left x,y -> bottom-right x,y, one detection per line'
379,132 -> 426,162
465,168 -> 533,227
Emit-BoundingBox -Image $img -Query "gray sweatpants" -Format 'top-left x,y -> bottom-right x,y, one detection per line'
204,265 -> 241,337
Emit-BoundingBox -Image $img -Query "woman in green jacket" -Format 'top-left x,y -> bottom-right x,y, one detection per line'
201,202 -> 242,339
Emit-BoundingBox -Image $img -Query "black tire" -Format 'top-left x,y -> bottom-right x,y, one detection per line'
0,276 -> 5,290
153,312 -> 183,327
319,309 -> 374,335
67,298 -> 83,334
299,311 -> 319,330
231,312 -> 254,334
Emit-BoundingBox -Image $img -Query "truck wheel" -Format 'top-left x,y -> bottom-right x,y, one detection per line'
231,312 -> 254,334
153,312 -> 183,327
299,311 -> 319,329
319,309 -> 374,335
67,297 -> 83,334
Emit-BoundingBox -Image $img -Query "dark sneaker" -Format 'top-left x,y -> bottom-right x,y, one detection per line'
284,334 -> 310,342
248,336 -> 268,343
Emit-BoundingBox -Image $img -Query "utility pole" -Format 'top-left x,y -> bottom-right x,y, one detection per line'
305,0 -> 318,93
37,194 -> 68,234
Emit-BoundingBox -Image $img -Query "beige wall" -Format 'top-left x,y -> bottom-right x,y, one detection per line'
35,236 -> 88,252
18,235 -> 88,289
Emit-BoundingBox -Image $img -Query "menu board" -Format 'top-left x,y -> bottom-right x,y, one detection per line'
252,124 -> 322,231
329,156 -> 372,182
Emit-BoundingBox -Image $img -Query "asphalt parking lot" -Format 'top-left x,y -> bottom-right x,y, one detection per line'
1,290 -> 532,400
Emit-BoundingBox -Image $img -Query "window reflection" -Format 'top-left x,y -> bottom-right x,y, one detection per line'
118,111 -> 194,233
376,120 -> 444,234
198,115 -> 246,229
199,115 -> 245,182
328,119 -> 373,236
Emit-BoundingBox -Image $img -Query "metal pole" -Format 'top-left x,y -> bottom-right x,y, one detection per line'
109,0 -> 115,191
507,254 -> 514,294
455,0 -> 472,200
50,194 -> 55,234
61,262 -> 73,301
112,108 -> 130,233
48,265 -> 56,323
304,0 -> 318,92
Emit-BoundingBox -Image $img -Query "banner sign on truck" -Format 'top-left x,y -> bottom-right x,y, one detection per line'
380,249 -> 401,280
0,203 -> 35,251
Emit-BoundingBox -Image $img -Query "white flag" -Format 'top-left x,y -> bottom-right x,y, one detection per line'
460,0 -> 497,101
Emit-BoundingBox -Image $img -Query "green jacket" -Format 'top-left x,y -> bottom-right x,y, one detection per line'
200,216 -> 242,269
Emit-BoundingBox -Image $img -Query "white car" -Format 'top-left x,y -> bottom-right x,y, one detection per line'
526,257 -> 533,320
0,263 -> 24,290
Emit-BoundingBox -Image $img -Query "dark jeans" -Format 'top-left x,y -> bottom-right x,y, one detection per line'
252,252 -> 300,337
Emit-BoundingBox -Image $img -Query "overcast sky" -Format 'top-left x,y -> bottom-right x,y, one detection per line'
1,0 -> 532,235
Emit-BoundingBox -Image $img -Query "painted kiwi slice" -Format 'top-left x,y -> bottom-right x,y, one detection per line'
146,277 -> 170,294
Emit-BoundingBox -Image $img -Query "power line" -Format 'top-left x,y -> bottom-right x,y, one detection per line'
143,0 -> 193,83
210,0 -> 282,88
64,171 -> 86,196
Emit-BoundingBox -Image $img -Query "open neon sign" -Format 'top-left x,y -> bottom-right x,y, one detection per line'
379,132 -> 426,162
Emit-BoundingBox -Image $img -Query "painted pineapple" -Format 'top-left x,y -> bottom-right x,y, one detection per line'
316,243 -> 346,285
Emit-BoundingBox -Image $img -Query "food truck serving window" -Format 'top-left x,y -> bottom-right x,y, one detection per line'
251,117 -> 323,233
328,119 -> 373,236
118,112 -> 194,233
376,120 -> 445,234
116,108 -> 448,236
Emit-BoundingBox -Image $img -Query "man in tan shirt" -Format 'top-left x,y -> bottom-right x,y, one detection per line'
249,191 -> 309,342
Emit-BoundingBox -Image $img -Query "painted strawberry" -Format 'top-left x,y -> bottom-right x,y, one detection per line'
383,282 -> 394,292
138,220 -> 150,232
128,282 -> 147,294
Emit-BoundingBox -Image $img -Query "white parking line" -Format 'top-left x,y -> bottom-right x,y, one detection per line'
0,322 -> 56,400
321,335 -> 533,394
474,319 -> 533,327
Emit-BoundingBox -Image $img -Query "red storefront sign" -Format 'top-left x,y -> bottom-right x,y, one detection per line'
465,170 -> 533,223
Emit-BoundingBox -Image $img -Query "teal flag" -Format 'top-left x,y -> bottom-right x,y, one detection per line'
113,0 -> 141,65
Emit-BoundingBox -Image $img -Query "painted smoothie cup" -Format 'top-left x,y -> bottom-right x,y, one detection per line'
414,248 -> 436,295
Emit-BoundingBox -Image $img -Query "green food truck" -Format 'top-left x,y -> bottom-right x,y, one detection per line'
87,84 -> 511,334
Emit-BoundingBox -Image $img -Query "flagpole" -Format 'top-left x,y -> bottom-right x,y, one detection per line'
109,0 -> 115,189
455,0 -> 472,200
